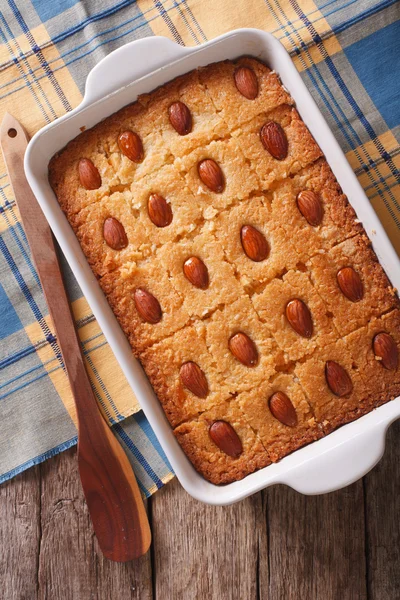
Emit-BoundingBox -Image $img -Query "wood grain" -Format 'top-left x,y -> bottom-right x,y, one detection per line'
266,481 -> 367,600
38,449 -> 153,600
150,478 -> 267,600
0,466 -> 40,600
0,435 -> 399,598
0,113 -> 150,562
0,448 -> 153,600
364,420 -> 400,600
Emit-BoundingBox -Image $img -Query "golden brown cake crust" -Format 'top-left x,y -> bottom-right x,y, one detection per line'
237,374 -> 323,463
49,58 -> 400,485
174,399 -> 271,485
141,326 -> 232,428
294,339 -> 368,433
308,233 -> 399,336
344,309 -> 400,405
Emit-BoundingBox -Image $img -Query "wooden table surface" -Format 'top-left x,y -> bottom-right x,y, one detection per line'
1,420 -> 399,600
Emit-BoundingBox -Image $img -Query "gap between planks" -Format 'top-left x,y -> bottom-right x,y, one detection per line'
0,422 -> 399,599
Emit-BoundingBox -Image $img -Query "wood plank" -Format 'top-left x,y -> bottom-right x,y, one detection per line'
37,448 -> 153,600
364,420 -> 400,599
266,481 -> 367,600
1,431 -> 399,599
151,478 -> 268,600
0,466 -> 40,600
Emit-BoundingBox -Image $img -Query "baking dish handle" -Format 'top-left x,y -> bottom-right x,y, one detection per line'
81,37 -> 188,107
281,416 -> 394,495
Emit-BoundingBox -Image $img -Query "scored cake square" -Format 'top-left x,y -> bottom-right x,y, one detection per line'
129,164 -> 206,247
271,158 -> 363,260
195,295 -> 284,394
99,262 -> 190,354
49,126 -> 124,217
231,104 -> 322,189
344,309 -> 400,406
139,68 -> 229,158
174,398 -> 271,485
106,99 -> 177,182
211,196 -> 299,291
308,234 -> 398,336
237,374 -> 322,462
157,229 -> 244,318
199,57 -> 292,130
176,138 -> 259,213
252,270 -> 338,361
141,326 -> 231,428
69,191 -> 151,277
295,339 -> 368,433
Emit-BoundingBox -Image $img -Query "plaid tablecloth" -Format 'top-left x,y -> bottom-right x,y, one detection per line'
0,0 -> 399,496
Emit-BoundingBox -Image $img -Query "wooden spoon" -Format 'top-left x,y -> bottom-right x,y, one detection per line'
0,113 -> 151,562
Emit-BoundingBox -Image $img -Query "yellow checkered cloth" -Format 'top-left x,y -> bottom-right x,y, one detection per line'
0,0 -> 399,493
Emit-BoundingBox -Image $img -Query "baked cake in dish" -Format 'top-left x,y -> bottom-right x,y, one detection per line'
49,57 -> 400,485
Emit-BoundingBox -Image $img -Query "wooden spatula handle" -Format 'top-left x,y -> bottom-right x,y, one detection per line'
1,113 -> 151,561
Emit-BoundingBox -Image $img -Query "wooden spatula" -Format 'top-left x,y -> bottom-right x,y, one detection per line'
0,113 -> 151,562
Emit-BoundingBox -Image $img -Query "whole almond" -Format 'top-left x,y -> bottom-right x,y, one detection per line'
198,159 -> 225,193
373,332 -> 398,370
118,130 -> 144,163
240,225 -> 269,262
285,299 -> 313,338
234,66 -> 258,100
228,332 -> 258,367
269,391 -> 298,427
337,267 -> 363,302
296,190 -> 323,226
260,121 -> 288,160
133,288 -> 162,324
78,158 -> 101,190
103,217 -> 128,250
148,193 -> 173,227
325,361 -> 353,397
209,421 -> 243,458
180,362 -> 208,398
183,256 -> 209,289
168,101 -> 192,136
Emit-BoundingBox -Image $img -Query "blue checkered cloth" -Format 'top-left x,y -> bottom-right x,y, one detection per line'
0,0 -> 399,496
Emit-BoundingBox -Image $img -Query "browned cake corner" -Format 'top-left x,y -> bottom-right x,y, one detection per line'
48,57 -> 400,485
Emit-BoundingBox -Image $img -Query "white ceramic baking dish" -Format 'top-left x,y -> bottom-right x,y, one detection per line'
24,29 -> 400,505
